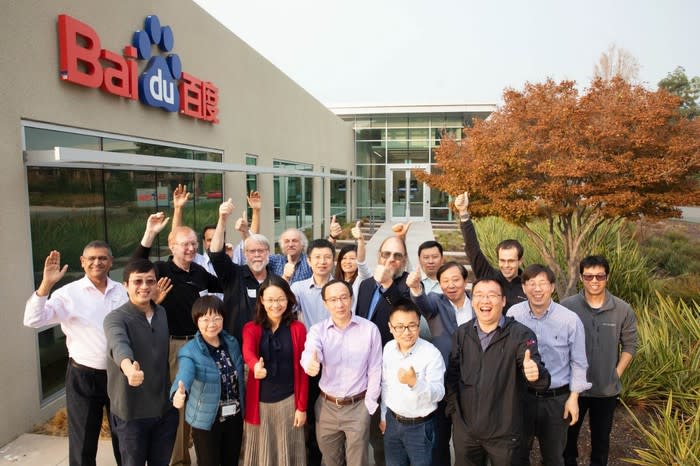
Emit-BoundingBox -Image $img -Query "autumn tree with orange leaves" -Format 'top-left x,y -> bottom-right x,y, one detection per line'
417,77 -> 700,297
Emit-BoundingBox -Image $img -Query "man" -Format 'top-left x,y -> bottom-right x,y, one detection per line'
133,212 -> 222,465
292,239 -> 336,328
562,255 -> 637,466
24,242 -> 127,466
379,301 -> 445,466
355,235 -> 412,465
270,228 -> 313,283
407,261 -> 472,466
446,278 -> 551,466
454,191 -> 527,311
508,264 -> 591,466
209,198 -> 276,341
301,280 -> 382,466
104,258 -> 178,466
417,240 -> 444,295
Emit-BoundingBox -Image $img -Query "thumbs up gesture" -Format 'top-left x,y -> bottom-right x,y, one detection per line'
283,254 -> 297,281
523,349 -> 539,382
127,360 -> 144,387
254,357 -> 267,379
350,221 -> 363,241
406,266 -> 422,293
453,191 -> 469,216
306,350 -> 320,377
397,366 -> 417,388
218,198 -> 235,220
373,264 -> 392,288
173,380 -> 186,408
329,215 -> 342,240
235,210 -> 249,234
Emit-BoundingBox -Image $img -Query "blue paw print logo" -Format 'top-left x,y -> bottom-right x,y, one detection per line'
132,15 -> 181,112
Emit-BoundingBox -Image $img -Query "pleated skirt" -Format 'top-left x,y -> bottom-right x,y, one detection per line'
242,394 -> 306,466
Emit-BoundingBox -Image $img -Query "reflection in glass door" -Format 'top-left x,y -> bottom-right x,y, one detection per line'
388,166 -> 429,220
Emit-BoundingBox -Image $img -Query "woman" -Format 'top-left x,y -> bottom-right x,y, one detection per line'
242,275 -> 308,466
170,295 -> 244,466
334,224 -> 371,311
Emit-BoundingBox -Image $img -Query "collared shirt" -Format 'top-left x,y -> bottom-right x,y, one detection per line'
291,276 -> 330,329
421,276 -> 442,295
450,297 -> 473,326
380,338 -> 445,421
269,253 -> 313,284
194,252 -> 216,276
474,315 -> 506,351
509,300 -> 591,392
24,276 -> 128,370
301,314 -> 382,414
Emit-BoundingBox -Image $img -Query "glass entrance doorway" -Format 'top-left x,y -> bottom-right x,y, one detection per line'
387,165 -> 429,220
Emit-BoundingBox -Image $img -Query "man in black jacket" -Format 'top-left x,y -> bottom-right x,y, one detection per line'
454,192 -> 527,311
446,278 -> 550,466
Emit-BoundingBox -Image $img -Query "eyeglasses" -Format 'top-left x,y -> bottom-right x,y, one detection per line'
129,278 -> 157,287
380,251 -> 405,261
472,293 -> 503,301
83,256 -> 110,262
582,274 -> 607,282
245,248 -> 268,255
175,241 -> 198,249
199,316 -> 223,325
390,323 -> 419,334
325,295 -> 351,305
263,297 -> 288,305
524,281 -> 551,289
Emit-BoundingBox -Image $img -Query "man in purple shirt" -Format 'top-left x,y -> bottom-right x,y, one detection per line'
301,280 -> 382,466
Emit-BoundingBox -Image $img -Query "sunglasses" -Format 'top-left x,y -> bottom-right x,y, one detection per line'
581,274 -> 607,282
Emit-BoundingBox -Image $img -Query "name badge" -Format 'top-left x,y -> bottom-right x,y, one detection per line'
247,288 -> 257,299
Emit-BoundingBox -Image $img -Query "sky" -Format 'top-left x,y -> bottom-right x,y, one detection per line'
193,0 -> 699,107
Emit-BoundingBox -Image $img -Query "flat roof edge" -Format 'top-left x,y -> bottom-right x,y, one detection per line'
329,103 -> 497,115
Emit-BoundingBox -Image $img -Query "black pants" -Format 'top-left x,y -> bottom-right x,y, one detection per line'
515,391 -> 569,466
452,413 -> 518,466
191,413 -> 243,466
65,360 -> 120,466
305,373 -> 323,466
564,396 -> 618,466
432,399 -> 452,466
110,408 -> 178,466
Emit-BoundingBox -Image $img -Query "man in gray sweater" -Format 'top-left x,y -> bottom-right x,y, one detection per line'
104,258 -> 177,466
562,255 -> 637,466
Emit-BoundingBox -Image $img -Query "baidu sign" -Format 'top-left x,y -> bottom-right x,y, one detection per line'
58,14 -> 219,124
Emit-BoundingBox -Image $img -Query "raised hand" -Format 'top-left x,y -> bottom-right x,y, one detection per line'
253,357 -> 267,379
235,210 -> 249,234
173,184 -> 191,209
145,212 -> 170,235
155,277 -> 173,304
397,366 -> 417,388
173,380 -> 186,409
126,361 -> 144,387
41,251 -> 69,290
373,264 -> 393,288
247,191 -> 262,210
523,349 -> 539,382
405,266 -> 422,293
350,221 -> 363,241
305,350 -> 320,377
218,198 -> 234,220
329,215 -> 342,239
392,221 -> 412,239
453,191 -> 469,216
283,254 -> 297,281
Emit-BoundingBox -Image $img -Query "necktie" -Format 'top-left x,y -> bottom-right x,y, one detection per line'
367,285 -> 383,321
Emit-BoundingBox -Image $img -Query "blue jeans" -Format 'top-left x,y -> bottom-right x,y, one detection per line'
383,410 -> 436,466
110,408 -> 178,466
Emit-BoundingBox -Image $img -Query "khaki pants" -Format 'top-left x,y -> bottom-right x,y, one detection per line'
315,396 -> 370,466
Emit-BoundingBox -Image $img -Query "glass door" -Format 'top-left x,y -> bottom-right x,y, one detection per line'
387,165 -> 429,221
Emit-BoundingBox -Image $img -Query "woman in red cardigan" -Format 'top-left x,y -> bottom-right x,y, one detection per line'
242,275 -> 308,466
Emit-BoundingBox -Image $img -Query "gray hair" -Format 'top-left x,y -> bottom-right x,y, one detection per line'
83,240 -> 113,256
280,228 -> 308,250
245,234 -> 271,251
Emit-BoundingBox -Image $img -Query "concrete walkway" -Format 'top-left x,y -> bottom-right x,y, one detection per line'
0,434 -> 118,465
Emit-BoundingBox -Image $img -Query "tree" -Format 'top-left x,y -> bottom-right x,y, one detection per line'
658,66 -> 700,119
593,44 -> 640,82
417,78 -> 700,297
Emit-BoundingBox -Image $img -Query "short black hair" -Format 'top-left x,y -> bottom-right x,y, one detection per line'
579,255 -> 610,275
496,239 -> 524,260
321,279 -> 353,301
471,278 -> 505,296
255,275 -> 297,328
521,264 -> 555,284
388,299 -> 421,320
436,262 -> 468,281
83,240 -> 113,256
307,238 -> 336,259
201,225 -> 216,240
418,240 -> 443,257
122,258 -> 157,282
191,295 -> 225,324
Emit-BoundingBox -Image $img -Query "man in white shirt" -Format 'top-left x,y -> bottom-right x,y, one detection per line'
24,241 -> 128,466
379,300 -> 445,466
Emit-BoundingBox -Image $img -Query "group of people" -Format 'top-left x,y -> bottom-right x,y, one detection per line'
23,188 -> 637,466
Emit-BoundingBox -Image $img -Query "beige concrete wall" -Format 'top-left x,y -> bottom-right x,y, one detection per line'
0,0 -> 353,445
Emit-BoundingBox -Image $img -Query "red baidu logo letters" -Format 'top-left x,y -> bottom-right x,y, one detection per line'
58,14 -> 219,124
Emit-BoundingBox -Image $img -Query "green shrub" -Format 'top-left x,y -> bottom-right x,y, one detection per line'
640,230 -> 700,277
